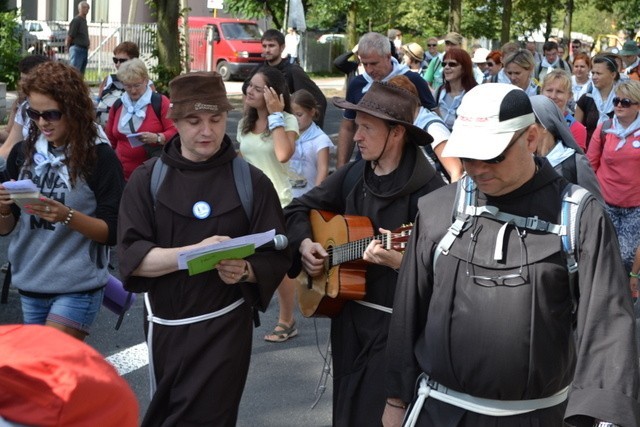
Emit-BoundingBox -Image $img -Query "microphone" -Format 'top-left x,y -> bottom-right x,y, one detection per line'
258,234 -> 288,251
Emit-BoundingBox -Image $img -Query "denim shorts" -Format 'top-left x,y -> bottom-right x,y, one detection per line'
20,288 -> 105,334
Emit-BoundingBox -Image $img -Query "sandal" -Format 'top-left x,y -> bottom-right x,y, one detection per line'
264,321 -> 298,343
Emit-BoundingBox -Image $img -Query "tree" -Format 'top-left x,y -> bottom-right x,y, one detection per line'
226,0 -> 286,30
146,0 -> 182,94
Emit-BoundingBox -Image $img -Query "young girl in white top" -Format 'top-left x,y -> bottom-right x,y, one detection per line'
288,89 -> 333,198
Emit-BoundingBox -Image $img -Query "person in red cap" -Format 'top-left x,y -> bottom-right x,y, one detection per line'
0,324 -> 138,426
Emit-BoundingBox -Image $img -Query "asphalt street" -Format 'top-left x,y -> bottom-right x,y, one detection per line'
0,78 -> 346,426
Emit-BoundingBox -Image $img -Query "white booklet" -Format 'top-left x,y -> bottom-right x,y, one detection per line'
127,132 -> 145,147
2,179 -> 45,209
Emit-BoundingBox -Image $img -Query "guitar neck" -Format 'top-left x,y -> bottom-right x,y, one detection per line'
329,233 -> 390,267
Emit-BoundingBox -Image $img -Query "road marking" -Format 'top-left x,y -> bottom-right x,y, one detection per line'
105,342 -> 148,376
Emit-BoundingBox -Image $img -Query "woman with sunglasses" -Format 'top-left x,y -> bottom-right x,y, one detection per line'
575,53 -> 621,146
483,50 -> 502,83
96,41 -> 154,126
0,61 -> 125,340
587,80 -> 640,274
104,58 -> 177,180
435,48 -> 477,131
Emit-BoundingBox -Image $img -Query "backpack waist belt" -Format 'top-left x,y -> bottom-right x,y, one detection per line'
404,374 -> 569,426
144,293 -> 245,397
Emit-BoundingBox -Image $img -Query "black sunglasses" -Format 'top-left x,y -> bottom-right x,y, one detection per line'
487,62 -> 496,66
443,61 -> 460,68
461,128 -> 528,164
613,97 -> 639,108
427,43 -> 437,47
26,108 -> 63,122
113,57 -> 129,64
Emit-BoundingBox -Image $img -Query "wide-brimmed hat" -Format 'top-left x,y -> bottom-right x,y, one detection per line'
402,42 -> 425,63
444,32 -> 463,46
443,83 -> 535,159
167,71 -> 234,119
471,47 -> 490,64
619,40 -> 640,56
332,82 -> 433,145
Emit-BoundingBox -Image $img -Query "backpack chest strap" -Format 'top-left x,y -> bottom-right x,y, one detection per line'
464,205 -> 566,236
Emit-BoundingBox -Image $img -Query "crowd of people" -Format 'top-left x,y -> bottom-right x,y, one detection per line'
0,26 -> 639,427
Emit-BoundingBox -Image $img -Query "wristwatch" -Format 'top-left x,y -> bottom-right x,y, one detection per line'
239,262 -> 250,282
594,421 -> 620,427
156,133 -> 162,144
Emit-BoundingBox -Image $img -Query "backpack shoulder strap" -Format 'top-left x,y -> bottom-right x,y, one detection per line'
112,97 -> 123,113
560,182 -> 592,314
600,118 -> 613,143
341,160 -> 366,200
433,175 -> 475,268
150,157 -> 167,210
150,92 -> 162,121
232,156 -> 253,221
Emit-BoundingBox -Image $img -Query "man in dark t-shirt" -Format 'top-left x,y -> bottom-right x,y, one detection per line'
66,1 -> 90,75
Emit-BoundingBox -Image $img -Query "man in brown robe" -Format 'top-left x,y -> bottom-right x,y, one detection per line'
118,72 -> 290,426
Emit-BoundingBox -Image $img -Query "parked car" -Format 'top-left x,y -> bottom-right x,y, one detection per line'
184,17 -> 264,81
14,24 -> 39,52
317,34 -> 345,44
22,20 -> 67,52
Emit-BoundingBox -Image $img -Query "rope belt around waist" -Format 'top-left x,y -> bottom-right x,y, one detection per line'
404,375 -> 569,426
354,299 -> 393,314
144,293 -> 245,397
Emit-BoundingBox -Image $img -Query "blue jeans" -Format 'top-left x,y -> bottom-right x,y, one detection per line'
21,288 -> 104,334
69,45 -> 88,75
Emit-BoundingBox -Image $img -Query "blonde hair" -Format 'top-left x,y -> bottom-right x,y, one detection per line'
503,49 -> 535,71
616,80 -> 640,104
541,69 -> 572,94
116,57 -> 149,83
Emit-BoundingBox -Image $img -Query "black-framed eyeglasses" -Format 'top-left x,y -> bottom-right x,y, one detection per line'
112,57 -> 129,64
443,61 -> 460,68
466,224 -> 528,287
26,108 -> 63,122
613,97 -> 639,108
461,127 -> 528,164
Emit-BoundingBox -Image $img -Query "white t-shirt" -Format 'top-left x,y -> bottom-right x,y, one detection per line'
288,122 -> 333,198
13,101 -> 30,141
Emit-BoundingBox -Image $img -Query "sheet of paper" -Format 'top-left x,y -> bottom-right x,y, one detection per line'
177,229 -> 275,270
2,179 -> 39,193
127,132 -> 144,147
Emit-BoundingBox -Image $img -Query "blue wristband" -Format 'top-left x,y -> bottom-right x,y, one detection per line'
268,112 -> 285,131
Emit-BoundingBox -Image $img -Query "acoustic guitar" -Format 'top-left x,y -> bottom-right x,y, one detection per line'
297,209 -> 412,318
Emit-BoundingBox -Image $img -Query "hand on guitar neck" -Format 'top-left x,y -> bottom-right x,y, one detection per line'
362,227 -> 404,270
299,238 -> 329,277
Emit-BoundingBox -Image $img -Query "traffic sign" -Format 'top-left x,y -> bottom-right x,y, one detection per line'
207,0 -> 224,9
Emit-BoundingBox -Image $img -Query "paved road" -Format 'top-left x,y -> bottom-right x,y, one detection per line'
0,77 -> 347,425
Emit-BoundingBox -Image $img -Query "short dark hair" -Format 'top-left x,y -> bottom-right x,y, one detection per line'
262,29 -> 285,46
572,39 -> 581,45
18,55 -> 50,74
113,41 -> 140,58
543,41 -> 558,52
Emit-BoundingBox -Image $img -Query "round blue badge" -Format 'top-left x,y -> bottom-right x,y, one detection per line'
633,140 -> 640,149
192,201 -> 211,219
33,153 -> 46,165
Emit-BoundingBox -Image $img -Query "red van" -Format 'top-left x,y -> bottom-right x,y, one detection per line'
185,17 -> 264,81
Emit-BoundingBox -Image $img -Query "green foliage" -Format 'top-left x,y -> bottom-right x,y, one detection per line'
0,11 -> 22,90
226,0 -> 286,30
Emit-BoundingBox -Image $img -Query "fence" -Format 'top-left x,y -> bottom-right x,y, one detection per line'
19,21 -> 342,85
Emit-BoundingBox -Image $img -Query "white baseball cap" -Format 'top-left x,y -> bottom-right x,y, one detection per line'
471,47 -> 490,64
443,83 -> 536,160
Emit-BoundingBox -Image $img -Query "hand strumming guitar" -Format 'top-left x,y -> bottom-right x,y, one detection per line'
299,238 -> 328,277
363,227 -> 404,270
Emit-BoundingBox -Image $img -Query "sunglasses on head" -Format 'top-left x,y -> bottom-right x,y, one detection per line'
443,61 -> 460,68
26,108 -> 63,122
112,57 -> 129,64
461,128 -> 528,164
613,97 -> 639,108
